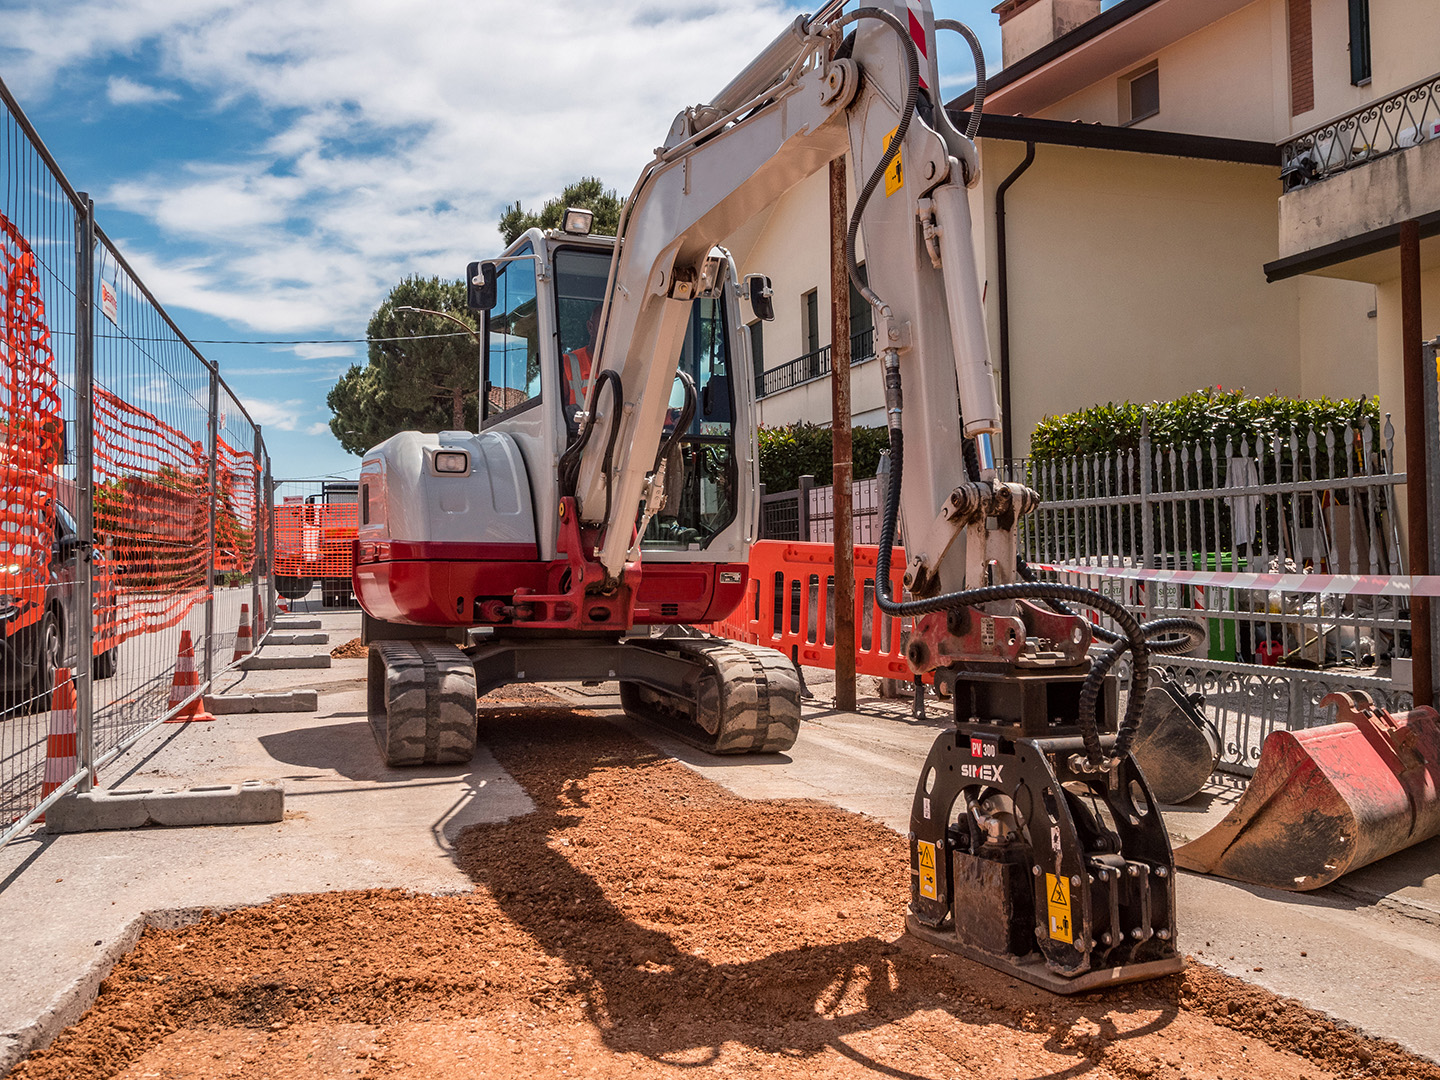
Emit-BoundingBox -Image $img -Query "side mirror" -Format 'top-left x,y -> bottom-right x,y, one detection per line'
745,273 -> 775,322
467,261 -> 498,312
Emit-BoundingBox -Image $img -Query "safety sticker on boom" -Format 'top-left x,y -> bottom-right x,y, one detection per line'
1046,872 -> 1073,944
884,126 -> 904,197
917,839 -> 938,899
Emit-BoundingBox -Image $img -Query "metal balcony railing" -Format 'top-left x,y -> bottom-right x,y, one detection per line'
1281,72 -> 1440,190
754,328 -> 875,399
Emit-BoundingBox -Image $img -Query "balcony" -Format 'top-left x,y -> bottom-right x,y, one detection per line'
754,329 -> 875,399
1275,72 -> 1440,272
1281,73 -> 1440,190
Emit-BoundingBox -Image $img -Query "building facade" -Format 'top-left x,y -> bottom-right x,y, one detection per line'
733,0 -> 1438,464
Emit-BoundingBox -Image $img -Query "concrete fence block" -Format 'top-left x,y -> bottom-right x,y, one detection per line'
44,780 -> 284,833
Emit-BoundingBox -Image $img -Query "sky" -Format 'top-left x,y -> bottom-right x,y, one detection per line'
0,0 -> 1011,480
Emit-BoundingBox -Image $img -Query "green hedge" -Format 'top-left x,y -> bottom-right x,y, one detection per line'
757,422 -> 891,493
1029,388 -> 1381,460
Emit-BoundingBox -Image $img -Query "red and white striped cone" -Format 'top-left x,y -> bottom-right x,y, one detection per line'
232,603 -> 253,663
166,629 -> 215,723
41,668 -> 81,804
278,597 -> 289,613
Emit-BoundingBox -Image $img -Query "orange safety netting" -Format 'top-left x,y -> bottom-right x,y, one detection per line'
215,436 -> 257,574
92,387 -> 208,647
703,540 -> 925,682
273,501 -> 357,581
0,213 -> 64,637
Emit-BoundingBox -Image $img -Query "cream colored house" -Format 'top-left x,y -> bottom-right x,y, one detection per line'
730,0 -> 1439,464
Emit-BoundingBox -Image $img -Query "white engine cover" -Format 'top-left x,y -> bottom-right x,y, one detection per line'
359,429 -> 536,548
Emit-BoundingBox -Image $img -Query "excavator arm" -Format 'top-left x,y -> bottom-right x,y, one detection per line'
565,2 -> 1000,591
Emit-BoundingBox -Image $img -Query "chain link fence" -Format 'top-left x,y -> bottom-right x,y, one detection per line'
272,479 -> 360,610
2,75 -> 275,845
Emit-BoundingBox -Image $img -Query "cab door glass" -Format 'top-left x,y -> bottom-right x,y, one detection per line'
644,295 -> 739,550
483,244 -> 540,419
553,248 -> 609,436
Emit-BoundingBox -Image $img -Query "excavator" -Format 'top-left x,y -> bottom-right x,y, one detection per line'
352,0 -> 1208,992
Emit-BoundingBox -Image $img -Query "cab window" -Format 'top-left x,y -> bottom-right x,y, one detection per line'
553,248 -> 610,435
643,295 -> 739,550
483,244 -> 541,420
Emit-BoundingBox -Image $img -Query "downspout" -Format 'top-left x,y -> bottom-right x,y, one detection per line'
995,141 -> 1036,463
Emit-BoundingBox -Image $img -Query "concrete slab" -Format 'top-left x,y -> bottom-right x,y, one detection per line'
43,781 -> 284,833
239,653 -> 331,671
265,633 -> 330,646
272,618 -> 322,630
206,691 -> 319,714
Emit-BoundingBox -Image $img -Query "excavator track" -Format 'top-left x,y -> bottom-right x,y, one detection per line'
367,640 -> 478,766
620,638 -> 801,754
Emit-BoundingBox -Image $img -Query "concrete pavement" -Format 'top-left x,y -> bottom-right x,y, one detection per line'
1,607 -> 1437,1074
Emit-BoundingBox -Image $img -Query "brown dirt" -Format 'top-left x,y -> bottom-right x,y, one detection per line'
329,638 -> 367,660
14,703 -> 1439,1080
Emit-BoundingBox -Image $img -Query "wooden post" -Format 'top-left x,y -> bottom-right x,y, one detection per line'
830,156 -> 856,710
1401,220 -> 1432,706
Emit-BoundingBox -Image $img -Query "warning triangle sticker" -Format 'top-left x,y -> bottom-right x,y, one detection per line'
1050,879 -> 1068,905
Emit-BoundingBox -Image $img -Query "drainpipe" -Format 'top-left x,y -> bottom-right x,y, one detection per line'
995,142 -> 1036,464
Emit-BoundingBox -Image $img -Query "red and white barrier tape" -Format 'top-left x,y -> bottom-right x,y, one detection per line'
1030,562 -> 1440,599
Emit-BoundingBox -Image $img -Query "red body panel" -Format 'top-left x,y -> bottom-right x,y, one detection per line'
354,540 -> 748,628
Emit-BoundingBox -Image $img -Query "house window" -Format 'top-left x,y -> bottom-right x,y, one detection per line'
849,263 -> 873,360
802,288 -> 820,357
748,320 -> 764,372
1117,63 -> 1163,126
1123,63 -> 1160,125
1348,0 -> 1371,85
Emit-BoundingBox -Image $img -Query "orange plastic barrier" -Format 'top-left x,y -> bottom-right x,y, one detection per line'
273,502 -> 358,582
705,541 -> 922,681
0,213 -> 65,638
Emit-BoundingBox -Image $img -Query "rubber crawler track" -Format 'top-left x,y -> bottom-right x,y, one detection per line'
367,640 -> 477,766
621,638 -> 801,754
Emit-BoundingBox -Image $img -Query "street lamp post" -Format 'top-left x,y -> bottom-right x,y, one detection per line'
394,305 -> 480,342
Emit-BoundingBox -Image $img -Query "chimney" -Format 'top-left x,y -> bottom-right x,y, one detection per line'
992,0 -> 1102,68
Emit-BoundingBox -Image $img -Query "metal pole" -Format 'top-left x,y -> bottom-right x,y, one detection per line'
1401,220 -> 1432,706
829,156 -> 856,711
1422,337 -> 1440,704
252,424 -> 262,634
798,474 -> 814,542
74,195 -> 96,791
264,455 -> 276,633
1139,418 -> 1156,619
204,368 -> 218,685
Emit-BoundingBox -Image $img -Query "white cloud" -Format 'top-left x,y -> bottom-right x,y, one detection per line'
4,0 -> 807,336
238,396 -> 307,432
105,75 -> 179,105
305,421 -> 331,437
291,343 -> 358,360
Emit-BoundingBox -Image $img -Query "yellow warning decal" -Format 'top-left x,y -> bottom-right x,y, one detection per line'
884,125 -> 904,197
917,840 -> 937,900
1046,873 -> 1073,944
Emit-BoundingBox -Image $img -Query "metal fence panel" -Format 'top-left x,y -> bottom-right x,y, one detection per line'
1,75 -> 273,845
273,479 -> 360,610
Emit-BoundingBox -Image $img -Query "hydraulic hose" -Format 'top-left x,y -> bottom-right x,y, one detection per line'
935,19 -> 986,139
557,369 -> 624,507
833,6 -> 920,312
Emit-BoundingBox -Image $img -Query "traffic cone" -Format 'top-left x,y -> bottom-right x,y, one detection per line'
41,668 -> 81,803
278,597 -> 289,613
232,603 -> 253,663
166,630 -> 215,723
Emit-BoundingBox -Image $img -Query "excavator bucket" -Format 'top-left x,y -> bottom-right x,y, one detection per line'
1175,692 -> 1440,891
1129,670 -> 1221,804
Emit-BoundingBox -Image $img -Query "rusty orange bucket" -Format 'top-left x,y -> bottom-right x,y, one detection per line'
1174,691 -> 1440,891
